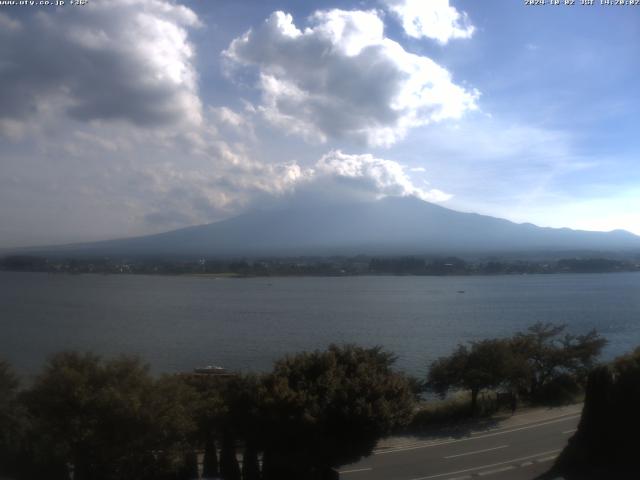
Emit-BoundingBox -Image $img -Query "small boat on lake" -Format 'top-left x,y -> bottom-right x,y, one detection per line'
193,365 -> 228,375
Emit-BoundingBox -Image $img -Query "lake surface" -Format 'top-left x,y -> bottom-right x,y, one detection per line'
1,271 -> 639,378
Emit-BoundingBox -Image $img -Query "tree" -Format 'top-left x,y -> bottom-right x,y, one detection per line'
219,430 -> 241,480
258,344 -> 415,479
22,352 -> 197,480
428,324 -> 607,412
427,339 -> 513,415
220,374 -> 262,480
512,322 -> 606,398
0,359 -> 27,477
183,372 -> 261,480
180,373 -> 228,479
242,442 -> 261,480
201,434 -> 219,479
553,347 -> 640,478
177,450 -> 199,480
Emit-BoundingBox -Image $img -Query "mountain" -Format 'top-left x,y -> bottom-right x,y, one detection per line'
12,197 -> 640,258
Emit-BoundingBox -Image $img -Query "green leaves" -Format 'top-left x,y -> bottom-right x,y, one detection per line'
428,340 -> 512,396
259,344 -> 415,471
427,323 -> 607,410
22,352 -> 197,480
555,348 -> 640,476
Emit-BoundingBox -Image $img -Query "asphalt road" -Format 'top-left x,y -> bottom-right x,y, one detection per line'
338,409 -> 580,480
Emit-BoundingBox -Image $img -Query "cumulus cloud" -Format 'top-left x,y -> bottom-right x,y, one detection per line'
0,0 -> 202,133
131,158 -> 304,229
0,2 -> 460,247
385,0 -> 475,44
0,2 -> 322,245
0,12 -> 21,32
0,110 -> 310,246
290,150 -> 451,204
123,147 -> 451,229
224,9 -> 478,147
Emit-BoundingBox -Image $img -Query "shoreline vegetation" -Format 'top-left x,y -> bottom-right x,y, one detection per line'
545,346 -> 640,479
0,322 -> 622,480
1,254 -> 640,277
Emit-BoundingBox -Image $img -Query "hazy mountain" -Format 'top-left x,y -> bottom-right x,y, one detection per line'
14,197 -> 640,258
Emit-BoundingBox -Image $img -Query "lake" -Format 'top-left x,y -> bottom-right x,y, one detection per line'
1,271 -> 639,378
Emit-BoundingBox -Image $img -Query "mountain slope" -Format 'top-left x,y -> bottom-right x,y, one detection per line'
17,197 -> 640,257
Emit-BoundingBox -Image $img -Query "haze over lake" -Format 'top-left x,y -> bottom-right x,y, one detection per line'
2,271 -> 639,378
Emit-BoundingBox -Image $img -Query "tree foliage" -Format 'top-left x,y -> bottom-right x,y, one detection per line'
554,347 -> 640,478
22,352 -> 197,480
258,344 -> 415,478
0,360 -> 26,477
0,330 -> 608,480
512,322 -> 606,398
427,323 -> 607,413
428,339 -> 513,414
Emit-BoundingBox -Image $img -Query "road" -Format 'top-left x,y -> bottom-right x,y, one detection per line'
338,406 -> 581,480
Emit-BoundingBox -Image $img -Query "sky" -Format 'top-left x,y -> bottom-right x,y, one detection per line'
0,0 -> 638,248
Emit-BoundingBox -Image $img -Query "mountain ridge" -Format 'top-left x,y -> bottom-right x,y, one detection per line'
6,196 -> 640,258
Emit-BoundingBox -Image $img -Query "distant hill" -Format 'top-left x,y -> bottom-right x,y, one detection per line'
10,197 -> 640,258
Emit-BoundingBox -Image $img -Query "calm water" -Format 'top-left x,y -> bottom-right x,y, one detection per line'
1,271 -> 639,378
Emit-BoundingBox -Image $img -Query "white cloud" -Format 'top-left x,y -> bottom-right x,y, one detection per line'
0,2 -> 460,247
385,0 -> 475,44
0,12 -> 21,32
0,110 -> 310,246
0,2 -> 325,246
0,0 -> 202,134
224,9 -> 478,147
290,150 -> 451,204
211,106 -> 247,129
208,105 -> 256,140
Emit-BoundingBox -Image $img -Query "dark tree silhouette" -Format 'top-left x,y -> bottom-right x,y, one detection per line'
258,344 -> 415,479
219,430 -> 241,480
551,347 -> 640,478
177,450 -> 199,480
512,322 -> 606,399
242,442 -> 261,480
180,372 -> 228,479
0,359 -> 27,478
428,324 -> 607,413
428,339 -> 512,415
21,352 -> 197,480
202,435 -> 219,478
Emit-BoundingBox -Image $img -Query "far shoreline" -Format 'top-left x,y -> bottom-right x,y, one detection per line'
2,269 -> 640,280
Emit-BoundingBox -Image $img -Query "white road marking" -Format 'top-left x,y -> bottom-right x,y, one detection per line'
535,455 -> 558,463
339,467 -> 373,474
562,429 -> 577,434
477,465 -> 515,476
507,406 -> 581,420
376,415 -> 579,455
408,449 -> 562,480
374,412 -> 580,454
444,445 -> 508,459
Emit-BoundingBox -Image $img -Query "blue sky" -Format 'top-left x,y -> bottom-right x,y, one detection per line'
0,0 -> 638,247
